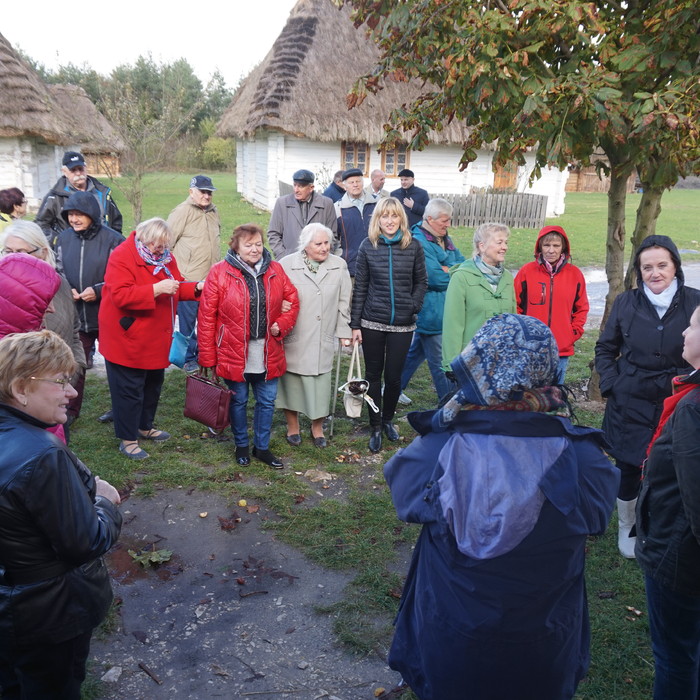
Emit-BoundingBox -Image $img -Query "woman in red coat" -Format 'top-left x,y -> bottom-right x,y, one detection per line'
198,223 -> 298,468
99,218 -> 203,459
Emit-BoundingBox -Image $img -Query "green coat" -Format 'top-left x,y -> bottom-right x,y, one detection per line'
441,258 -> 516,369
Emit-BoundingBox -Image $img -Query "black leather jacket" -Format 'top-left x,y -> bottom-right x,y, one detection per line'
0,404 -> 122,648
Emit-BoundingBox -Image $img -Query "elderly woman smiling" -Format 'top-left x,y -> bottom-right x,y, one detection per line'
277,223 -> 352,447
441,222 -> 515,371
0,330 -> 121,699
98,218 -> 204,460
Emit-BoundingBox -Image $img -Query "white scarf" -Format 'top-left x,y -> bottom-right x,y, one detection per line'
643,277 -> 678,318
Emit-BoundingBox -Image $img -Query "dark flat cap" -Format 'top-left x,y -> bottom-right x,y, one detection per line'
342,168 -> 364,181
292,169 -> 315,184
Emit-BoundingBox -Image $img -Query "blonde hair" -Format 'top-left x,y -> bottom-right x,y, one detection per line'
0,330 -> 75,403
473,222 -> 510,257
0,221 -> 55,267
135,218 -> 173,248
368,197 -> 411,249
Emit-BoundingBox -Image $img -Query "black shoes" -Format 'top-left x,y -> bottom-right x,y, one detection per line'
369,429 -> 382,453
310,430 -> 327,448
382,422 -> 400,441
97,409 -> 114,423
252,447 -> 284,469
235,446 -> 250,466
286,433 -> 302,447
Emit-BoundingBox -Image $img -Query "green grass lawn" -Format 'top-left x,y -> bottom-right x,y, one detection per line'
84,174 -> 700,698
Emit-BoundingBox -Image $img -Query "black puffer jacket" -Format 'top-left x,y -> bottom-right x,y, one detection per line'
0,403 -> 122,648
35,175 -> 123,245
636,373 -> 700,595
595,235 -> 700,466
351,235 -> 427,328
55,191 -> 125,334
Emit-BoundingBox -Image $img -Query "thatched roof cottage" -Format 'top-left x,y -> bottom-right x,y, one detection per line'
218,0 -> 569,216
0,32 -> 122,207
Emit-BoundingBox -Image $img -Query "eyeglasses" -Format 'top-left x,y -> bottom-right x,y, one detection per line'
2,246 -> 40,256
30,376 -> 73,389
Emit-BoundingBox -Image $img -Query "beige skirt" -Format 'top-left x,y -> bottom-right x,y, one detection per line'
275,371 -> 333,419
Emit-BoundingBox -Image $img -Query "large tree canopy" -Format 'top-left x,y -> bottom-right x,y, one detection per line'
338,0 -> 700,314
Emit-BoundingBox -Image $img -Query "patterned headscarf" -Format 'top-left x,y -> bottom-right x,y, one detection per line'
433,313 -> 560,431
135,237 -> 174,278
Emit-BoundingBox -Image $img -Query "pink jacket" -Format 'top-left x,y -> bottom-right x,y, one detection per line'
0,254 -> 61,338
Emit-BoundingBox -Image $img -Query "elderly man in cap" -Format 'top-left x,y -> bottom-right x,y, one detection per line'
364,169 -> 389,201
335,168 -> 376,277
36,151 -> 122,246
167,175 -> 221,372
268,169 -> 337,260
390,168 -> 429,228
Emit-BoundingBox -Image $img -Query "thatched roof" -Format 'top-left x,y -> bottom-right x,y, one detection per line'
0,32 -> 71,144
48,84 -> 124,153
218,0 -> 469,145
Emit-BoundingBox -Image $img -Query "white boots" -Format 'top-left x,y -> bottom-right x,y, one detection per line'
617,498 -> 637,559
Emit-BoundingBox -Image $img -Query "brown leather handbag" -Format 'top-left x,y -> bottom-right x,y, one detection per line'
183,373 -> 232,433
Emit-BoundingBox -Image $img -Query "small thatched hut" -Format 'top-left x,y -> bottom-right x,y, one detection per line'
0,32 -> 122,207
218,0 -> 569,216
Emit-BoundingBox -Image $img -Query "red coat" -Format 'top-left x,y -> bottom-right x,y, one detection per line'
514,226 -> 589,357
197,254 -> 299,382
98,232 -> 199,369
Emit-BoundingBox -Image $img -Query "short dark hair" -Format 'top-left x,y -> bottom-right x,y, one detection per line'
0,188 -> 25,215
229,223 -> 266,252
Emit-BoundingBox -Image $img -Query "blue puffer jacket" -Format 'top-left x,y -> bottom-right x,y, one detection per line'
411,224 -> 465,335
384,409 -> 618,700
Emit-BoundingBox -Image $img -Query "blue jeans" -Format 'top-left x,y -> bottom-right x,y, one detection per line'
224,374 -> 278,450
557,355 -> 570,385
400,332 -> 455,403
645,575 -> 700,700
177,300 -> 199,364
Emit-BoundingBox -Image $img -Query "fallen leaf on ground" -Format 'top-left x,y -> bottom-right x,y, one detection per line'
246,504 -> 260,513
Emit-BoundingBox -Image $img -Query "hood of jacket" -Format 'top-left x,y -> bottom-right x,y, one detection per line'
633,234 -> 684,285
533,225 -> 571,259
60,191 -> 102,238
0,253 -> 61,337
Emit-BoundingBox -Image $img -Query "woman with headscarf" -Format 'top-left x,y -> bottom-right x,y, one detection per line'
98,218 -> 204,460
441,222 -> 515,372
384,314 -> 619,700
595,234 -> 700,558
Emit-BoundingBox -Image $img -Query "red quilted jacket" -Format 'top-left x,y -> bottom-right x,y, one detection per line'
197,253 -> 299,382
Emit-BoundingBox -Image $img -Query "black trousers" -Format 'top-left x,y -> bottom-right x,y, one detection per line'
0,630 -> 92,700
616,458 -> 642,501
105,359 -> 165,441
361,327 -> 413,426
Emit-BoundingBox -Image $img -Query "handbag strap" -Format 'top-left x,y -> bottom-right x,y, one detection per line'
348,341 -> 361,381
170,297 -> 195,340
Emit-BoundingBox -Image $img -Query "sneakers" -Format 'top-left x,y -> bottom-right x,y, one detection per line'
183,360 -> 199,374
397,392 -> 412,406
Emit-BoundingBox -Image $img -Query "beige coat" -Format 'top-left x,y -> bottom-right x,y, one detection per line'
280,252 -> 352,375
167,197 -> 220,281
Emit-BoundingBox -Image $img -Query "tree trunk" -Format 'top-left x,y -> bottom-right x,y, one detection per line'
623,185 -> 664,290
602,169 -> 629,328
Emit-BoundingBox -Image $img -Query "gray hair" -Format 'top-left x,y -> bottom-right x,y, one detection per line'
135,217 -> 173,247
473,222 -> 510,257
0,220 -> 55,268
297,222 -> 333,252
424,198 -> 453,221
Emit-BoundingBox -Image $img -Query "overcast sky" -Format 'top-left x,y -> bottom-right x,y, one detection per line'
4,0 -> 299,89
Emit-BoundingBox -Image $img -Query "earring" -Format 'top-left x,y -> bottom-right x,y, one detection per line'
22,400 -> 27,406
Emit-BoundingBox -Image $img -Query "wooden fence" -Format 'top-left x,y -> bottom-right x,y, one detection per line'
431,192 -> 548,229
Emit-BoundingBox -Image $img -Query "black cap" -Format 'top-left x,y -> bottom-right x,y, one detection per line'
190,175 -> 217,191
62,151 -> 86,169
398,168 -> 415,178
342,168 -> 363,181
292,169 -> 315,184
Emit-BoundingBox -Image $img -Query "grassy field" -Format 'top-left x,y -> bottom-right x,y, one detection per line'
80,175 -> 700,698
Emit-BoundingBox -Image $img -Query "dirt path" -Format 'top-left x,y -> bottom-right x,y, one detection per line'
91,488 -> 401,699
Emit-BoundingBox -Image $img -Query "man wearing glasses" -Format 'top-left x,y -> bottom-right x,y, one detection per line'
167,175 -> 221,373
35,151 -> 123,246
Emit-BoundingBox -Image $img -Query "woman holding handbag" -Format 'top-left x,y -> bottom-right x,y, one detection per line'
98,218 -> 204,460
277,223 -> 352,448
198,223 -> 299,468
351,197 -> 427,453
